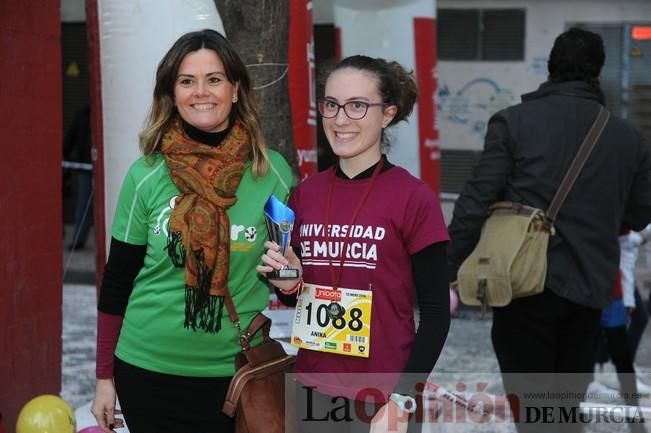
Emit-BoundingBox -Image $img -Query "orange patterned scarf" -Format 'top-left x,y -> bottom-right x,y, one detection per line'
161,119 -> 251,333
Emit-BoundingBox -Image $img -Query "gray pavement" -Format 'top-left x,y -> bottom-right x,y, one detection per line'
61,224 -> 98,410
61,225 -> 651,431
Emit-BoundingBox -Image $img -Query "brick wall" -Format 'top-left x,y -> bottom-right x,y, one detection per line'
0,1 -> 63,432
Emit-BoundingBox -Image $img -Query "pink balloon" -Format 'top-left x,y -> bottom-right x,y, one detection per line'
449,288 -> 459,315
78,427 -> 104,433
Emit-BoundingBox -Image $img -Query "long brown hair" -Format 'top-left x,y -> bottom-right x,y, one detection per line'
139,29 -> 268,176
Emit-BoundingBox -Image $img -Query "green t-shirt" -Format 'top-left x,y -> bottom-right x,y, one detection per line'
113,151 -> 294,377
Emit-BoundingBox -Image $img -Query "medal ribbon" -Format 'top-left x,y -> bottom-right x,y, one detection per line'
323,158 -> 384,291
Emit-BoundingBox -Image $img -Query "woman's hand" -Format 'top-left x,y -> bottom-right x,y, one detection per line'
369,400 -> 409,433
91,379 -> 124,432
256,241 -> 303,293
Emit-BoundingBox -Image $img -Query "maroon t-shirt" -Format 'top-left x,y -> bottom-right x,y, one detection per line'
289,166 -> 449,398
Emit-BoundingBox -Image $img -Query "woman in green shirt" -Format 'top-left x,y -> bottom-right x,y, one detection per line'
91,29 -> 294,433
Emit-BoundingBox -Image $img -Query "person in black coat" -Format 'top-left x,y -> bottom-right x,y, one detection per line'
63,104 -> 93,250
447,28 -> 651,433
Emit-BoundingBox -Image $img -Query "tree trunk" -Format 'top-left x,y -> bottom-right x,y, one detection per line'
216,0 -> 298,174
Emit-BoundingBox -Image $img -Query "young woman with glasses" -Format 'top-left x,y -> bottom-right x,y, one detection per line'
257,55 -> 451,432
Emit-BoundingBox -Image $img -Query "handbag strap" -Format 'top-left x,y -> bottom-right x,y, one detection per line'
546,106 -> 610,222
223,289 -> 271,351
224,289 -> 238,323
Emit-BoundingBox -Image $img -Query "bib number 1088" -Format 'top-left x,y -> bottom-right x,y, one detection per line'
304,302 -> 363,332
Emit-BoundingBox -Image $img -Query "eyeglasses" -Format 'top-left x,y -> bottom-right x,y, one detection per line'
318,99 -> 387,120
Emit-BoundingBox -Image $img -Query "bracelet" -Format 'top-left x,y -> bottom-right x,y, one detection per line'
278,277 -> 303,296
389,393 -> 417,414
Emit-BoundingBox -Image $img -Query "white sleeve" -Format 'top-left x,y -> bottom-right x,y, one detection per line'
619,233 -> 641,308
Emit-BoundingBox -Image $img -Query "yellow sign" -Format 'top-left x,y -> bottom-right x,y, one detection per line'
630,47 -> 643,59
291,283 -> 372,358
65,61 -> 80,77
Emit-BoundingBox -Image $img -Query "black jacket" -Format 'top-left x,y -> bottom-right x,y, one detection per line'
63,105 -> 92,164
447,80 -> 651,309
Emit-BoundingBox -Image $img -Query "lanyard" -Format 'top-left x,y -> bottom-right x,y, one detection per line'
323,158 -> 384,290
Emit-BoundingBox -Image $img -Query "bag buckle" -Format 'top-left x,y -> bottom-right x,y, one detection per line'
233,320 -> 252,351
544,218 -> 555,235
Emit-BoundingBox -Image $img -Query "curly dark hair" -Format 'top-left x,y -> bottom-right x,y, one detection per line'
547,27 -> 605,86
325,55 -> 418,149
332,55 -> 418,127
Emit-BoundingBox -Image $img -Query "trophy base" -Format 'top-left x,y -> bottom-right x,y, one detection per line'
268,268 -> 299,280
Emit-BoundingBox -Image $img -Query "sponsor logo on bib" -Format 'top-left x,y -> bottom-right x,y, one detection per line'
316,288 -> 342,302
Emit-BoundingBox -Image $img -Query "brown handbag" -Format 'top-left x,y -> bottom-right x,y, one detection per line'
222,294 -> 295,433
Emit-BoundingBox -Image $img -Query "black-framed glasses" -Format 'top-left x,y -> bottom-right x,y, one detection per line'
318,99 -> 387,120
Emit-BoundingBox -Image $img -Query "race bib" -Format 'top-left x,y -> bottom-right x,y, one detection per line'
290,283 -> 372,358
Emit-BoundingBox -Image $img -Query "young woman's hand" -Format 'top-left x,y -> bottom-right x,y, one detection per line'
369,400 -> 409,433
256,241 -> 303,293
91,379 -> 124,433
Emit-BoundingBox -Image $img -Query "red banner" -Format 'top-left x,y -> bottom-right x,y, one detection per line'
414,17 -> 440,194
288,0 -> 317,178
86,0 -> 107,287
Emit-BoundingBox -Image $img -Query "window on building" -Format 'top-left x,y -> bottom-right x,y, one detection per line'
438,8 -> 525,61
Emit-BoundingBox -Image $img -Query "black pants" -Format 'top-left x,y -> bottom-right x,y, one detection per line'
491,289 -> 601,433
598,326 -> 640,407
114,357 -> 234,433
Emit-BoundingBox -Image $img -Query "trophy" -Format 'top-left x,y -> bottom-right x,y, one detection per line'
264,195 -> 299,279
